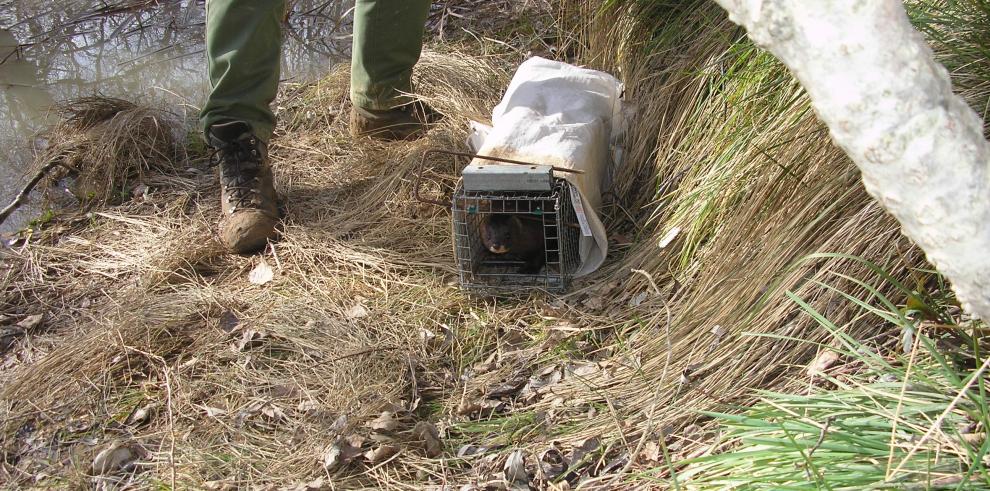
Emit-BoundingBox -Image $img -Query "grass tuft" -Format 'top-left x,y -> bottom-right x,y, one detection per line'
673,264 -> 990,490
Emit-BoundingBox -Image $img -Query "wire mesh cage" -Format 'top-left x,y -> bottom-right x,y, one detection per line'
451,179 -> 581,292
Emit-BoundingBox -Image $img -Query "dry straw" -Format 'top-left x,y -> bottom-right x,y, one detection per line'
0,97 -> 180,226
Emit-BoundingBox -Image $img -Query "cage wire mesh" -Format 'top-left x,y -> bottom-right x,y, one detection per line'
452,179 -> 581,292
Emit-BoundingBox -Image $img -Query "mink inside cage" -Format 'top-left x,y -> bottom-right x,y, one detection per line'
451,179 -> 581,292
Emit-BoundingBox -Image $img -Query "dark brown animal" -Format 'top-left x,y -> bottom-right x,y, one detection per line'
480,214 -> 546,274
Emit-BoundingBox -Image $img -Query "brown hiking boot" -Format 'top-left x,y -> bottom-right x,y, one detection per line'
207,121 -> 279,254
349,101 -> 441,141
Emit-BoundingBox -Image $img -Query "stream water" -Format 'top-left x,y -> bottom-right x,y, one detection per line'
0,0 -> 353,233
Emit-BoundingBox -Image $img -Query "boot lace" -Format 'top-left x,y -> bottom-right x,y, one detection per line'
209,136 -> 264,212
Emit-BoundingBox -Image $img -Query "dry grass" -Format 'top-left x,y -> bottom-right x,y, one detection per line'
0,47 -> 542,489
36,97 -> 181,204
0,1 -> 976,489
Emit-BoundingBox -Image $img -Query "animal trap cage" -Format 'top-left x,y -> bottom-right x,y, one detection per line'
416,150 -> 582,293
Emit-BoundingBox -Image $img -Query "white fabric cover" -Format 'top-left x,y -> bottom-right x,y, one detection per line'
466,57 -> 623,277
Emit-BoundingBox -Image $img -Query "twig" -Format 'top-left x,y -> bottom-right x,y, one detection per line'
921,323 -> 990,335
807,416 -> 834,459
792,420 -> 827,483
327,346 -> 398,363
407,354 -> 419,409
0,159 -> 66,227
612,269 -> 679,489
890,354 -> 990,478
886,324 -> 921,478
269,242 -> 283,271
119,335 -> 177,490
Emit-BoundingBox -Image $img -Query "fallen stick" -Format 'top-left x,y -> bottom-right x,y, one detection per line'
0,159 -> 65,227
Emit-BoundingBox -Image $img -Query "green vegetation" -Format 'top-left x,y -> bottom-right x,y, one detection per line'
675,261 -> 989,489
27,207 -> 55,230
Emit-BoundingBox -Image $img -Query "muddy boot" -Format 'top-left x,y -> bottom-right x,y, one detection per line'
207,121 -> 279,254
349,101 -> 441,141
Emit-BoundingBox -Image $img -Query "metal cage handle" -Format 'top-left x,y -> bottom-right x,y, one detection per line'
413,149 -> 584,209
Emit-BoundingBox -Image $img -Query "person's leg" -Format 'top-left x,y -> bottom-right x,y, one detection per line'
350,0 -> 431,110
349,0 -> 436,140
200,0 -> 284,143
200,0 -> 284,254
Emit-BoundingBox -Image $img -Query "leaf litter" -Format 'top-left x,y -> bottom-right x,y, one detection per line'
248,257 -> 274,285
91,442 -> 143,476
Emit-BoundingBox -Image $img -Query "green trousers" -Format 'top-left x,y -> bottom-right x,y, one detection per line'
200,0 -> 431,142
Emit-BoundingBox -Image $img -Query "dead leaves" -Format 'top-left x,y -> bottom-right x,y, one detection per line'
364,444 -> 399,463
91,442 -> 144,476
454,327 -> 611,421
457,444 -> 491,458
639,441 -> 663,465
260,403 -> 288,421
568,437 -> 600,472
458,439 -> 611,490
808,350 -> 841,377
457,398 -> 506,417
519,366 -> 563,402
420,324 -> 454,351
321,419 -> 357,470
281,477 -> 329,491
322,435 -> 365,472
345,303 -> 369,320
487,373 -> 529,399
233,328 -> 267,352
124,401 -> 159,427
62,414 -> 95,436
231,399 -> 289,428
216,309 -> 275,354
627,291 -> 648,308
296,398 -> 320,414
248,257 -> 274,285
537,445 -> 567,481
345,295 -> 370,320
457,357 -> 611,425
668,424 -> 704,454
199,405 -> 227,419
708,324 -> 726,352
17,314 -> 44,330
369,411 -> 400,432
581,296 -> 604,310
319,413 -> 445,474
366,411 -> 402,454
503,449 -> 529,489
218,310 -> 240,333
413,421 -> 443,458
1,314 -> 46,352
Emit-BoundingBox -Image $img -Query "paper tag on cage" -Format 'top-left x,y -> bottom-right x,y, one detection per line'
569,183 -> 593,237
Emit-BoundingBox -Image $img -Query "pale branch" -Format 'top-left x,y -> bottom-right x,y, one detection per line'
0,159 -> 67,227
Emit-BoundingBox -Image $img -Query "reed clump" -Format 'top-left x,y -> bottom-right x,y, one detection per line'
42,96 -> 181,203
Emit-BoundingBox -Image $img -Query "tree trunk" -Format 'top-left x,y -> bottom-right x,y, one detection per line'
712,0 -> 990,319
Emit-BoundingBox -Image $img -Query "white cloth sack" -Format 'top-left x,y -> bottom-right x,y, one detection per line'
466,57 -> 623,277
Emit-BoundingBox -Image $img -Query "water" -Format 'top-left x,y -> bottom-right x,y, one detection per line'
0,0 -> 353,233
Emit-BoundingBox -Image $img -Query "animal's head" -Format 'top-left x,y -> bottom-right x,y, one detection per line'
482,214 -> 514,254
